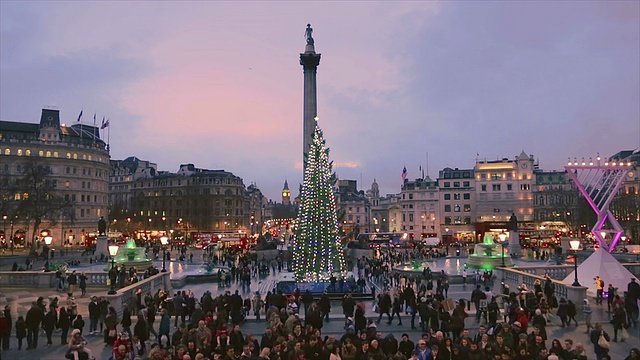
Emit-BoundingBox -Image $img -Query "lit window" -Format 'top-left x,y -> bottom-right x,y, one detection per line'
17,149 -> 23,156
73,153 -> 78,159
25,149 -> 31,156
53,151 -> 58,157
46,151 -> 51,157
67,153 -> 71,159
82,154 -> 87,160
38,150 -> 44,156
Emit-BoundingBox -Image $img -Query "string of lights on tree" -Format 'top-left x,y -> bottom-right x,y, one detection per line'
292,124 -> 346,282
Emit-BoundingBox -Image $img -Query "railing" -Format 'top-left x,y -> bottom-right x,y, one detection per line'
105,272 -> 172,317
0,270 -> 145,288
493,267 -> 586,311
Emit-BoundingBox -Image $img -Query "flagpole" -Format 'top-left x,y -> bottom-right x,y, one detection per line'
107,120 -> 110,153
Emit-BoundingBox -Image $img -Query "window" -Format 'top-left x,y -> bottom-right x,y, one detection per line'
82,182 -> 85,189
492,184 -> 501,191
17,149 -> 23,156
66,153 -> 71,159
507,173 -> 513,179
73,153 -> 78,159
481,185 -> 487,191
491,174 -> 500,180
444,182 -> 451,188
520,184 -> 530,191
25,149 -> 31,156
464,204 -> 471,212
507,184 -> 512,191
464,217 -> 471,224
409,214 -> 414,222
3,149 -> 9,155
444,217 -> 452,225
453,181 -> 460,187
409,204 -> 413,209
408,194 -> 413,200
444,205 -> 451,212
454,193 -> 461,200
454,205 -> 461,212
453,173 -> 461,179
73,168 -> 77,174
38,150 -> 44,156
480,174 -> 486,179
463,181 -> 470,187
402,214 -> 406,222
81,195 -> 85,202
81,209 -> 84,217
463,193 -> 470,200
66,167 -> 70,174
444,194 -> 451,200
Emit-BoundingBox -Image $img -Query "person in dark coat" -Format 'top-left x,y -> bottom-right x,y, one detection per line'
319,292 -> 331,322
121,306 -> 132,335
72,314 -> 85,335
354,303 -> 367,334
25,301 -> 44,349
0,305 -> 10,350
43,307 -> 57,346
589,323 -> 610,359
133,310 -> 149,354
376,291 -> 392,325
58,307 -> 71,345
15,315 -> 27,350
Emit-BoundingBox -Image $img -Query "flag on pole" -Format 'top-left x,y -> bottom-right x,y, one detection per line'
77,110 -> 83,122
93,113 -> 96,126
101,118 -> 110,129
401,166 -> 407,180
100,116 -> 105,129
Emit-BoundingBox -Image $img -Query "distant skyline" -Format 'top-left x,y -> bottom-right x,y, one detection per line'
1,1 -> 638,200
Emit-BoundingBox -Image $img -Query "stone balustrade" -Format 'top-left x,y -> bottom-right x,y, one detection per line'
493,267 -> 587,310
0,270 -> 146,288
105,272 -> 172,317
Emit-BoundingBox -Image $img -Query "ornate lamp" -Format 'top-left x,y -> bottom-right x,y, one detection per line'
108,244 -> 119,294
569,240 -> 581,286
160,236 -> 169,272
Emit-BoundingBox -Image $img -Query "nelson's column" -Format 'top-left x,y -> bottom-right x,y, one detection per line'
300,24 -> 321,171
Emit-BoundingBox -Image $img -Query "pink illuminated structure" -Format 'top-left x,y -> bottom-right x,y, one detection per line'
565,155 -> 631,252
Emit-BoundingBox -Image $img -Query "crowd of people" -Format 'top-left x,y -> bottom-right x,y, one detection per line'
0,247 -> 638,360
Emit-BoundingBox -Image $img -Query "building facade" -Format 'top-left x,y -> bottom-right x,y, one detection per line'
438,168 -> 475,243
109,156 -> 157,223
0,108 -> 110,247
128,164 -> 258,236
335,179 -> 370,235
399,177 -> 439,240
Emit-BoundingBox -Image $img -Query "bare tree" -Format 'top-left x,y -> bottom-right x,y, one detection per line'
14,159 -> 74,251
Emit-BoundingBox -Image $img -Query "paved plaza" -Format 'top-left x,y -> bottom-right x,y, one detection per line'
0,252 -> 638,359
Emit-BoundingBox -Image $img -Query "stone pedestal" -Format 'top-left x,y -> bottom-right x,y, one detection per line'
95,235 -> 108,258
508,231 -> 521,256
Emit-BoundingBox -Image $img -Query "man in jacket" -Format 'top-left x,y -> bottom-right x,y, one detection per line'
88,296 -> 100,335
25,301 -> 44,349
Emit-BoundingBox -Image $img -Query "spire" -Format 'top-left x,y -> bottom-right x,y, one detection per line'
283,179 -> 290,190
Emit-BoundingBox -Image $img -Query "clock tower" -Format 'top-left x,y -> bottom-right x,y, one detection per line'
282,179 -> 291,205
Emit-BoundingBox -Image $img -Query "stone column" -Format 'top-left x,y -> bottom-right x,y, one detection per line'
95,235 -> 108,259
508,231 -> 521,256
300,43 -> 321,171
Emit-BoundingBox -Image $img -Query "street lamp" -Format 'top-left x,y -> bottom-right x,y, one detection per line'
570,240 -> 581,286
498,232 -> 507,267
44,235 -> 53,263
160,236 -> 169,272
107,244 -> 119,294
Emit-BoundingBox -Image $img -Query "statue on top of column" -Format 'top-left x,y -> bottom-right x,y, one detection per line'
305,24 -> 314,46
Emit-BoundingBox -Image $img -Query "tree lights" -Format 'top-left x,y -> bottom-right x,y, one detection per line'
292,125 -> 346,282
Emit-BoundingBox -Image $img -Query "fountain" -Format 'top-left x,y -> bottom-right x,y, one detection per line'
110,239 -> 152,270
467,233 -> 514,270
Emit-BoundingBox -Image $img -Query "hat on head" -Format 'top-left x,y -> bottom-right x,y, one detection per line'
514,321 -> 521,327
71,329 -> 81,336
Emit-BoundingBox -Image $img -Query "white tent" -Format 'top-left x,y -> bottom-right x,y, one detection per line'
562,248 -> 639,297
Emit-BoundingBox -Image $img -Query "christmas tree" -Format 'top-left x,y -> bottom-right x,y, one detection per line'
292,124 -> 346,282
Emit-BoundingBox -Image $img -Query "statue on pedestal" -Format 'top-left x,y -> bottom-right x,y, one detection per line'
509,213 -> 518,232
305,24 -> 314,46
98,216 -> 107,236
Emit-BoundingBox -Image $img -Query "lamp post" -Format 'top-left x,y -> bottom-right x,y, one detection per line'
498,232 -> 507,267
44,235 -> 53,266
160,236 -> 169,272
108,244 -> 119,294
570,240 -> 581,286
